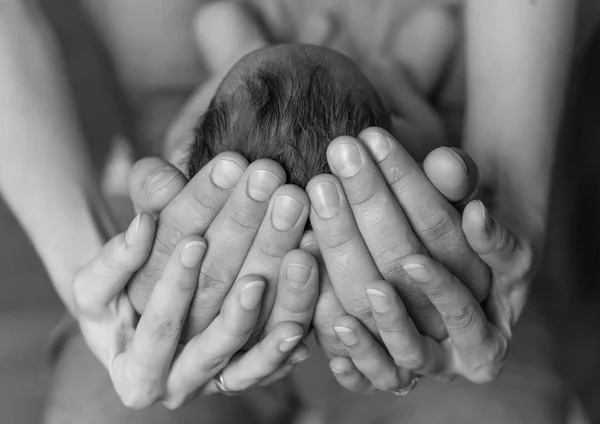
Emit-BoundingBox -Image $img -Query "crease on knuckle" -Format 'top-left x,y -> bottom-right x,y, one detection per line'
388,167 -> 418,197
117,377 -> 162,410
190,185 -> 222,216
374,243 -> 416,276
346,185 -> 379,209
392,345 -> 427,371
416,208 -> 455,245
257,242 -> 286,264
200,354 -> 228,375
197,268 -> 231,299
442,304 -> 477,333
229,209 -> 261,233
148,313 -> 184,342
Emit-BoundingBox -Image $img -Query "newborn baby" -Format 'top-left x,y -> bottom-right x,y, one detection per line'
186,43 -> 389,189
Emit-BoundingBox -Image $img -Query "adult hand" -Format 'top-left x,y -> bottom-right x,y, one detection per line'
127,156 -> 318,346
328,199 -> 533,390
73,213 -> 310,409
308,127 -> 489,360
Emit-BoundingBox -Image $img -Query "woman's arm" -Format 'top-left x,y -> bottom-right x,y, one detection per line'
464,0 -> 577,247
0,2 -> 115,312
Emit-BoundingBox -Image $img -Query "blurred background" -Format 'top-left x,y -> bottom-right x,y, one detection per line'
1,1 -> 600,422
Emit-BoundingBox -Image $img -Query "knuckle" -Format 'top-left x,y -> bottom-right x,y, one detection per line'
201,355 -> 228,375
346,185 -> 379,209
394,349 -> 427,371
415,207 -> 455,245
190,185 -> 222,216
118,384 -> 159,410
442,304 -> 478,333
229,209 -> 261,233
163,396 -> 187,410
469,362 -> 503,384
257,242 -> 286,263
197,268 -> 231,298
148,313 -> 184,342
388,167 -> 419,197
374,244 -> 415,277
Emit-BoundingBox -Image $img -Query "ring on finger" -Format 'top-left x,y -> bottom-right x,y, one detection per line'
214,372 -> 243,396
390,373 -> 420,397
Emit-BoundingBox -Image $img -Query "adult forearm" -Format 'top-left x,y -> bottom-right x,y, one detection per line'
0,2 -> 115,312
464,0 -> 576,243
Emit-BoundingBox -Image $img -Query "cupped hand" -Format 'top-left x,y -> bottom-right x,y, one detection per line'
72,213 -> 310,409
328,200 -> 533,391
308,127 -> 489,360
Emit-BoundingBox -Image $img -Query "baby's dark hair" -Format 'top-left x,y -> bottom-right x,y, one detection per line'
187,58 -> 386,187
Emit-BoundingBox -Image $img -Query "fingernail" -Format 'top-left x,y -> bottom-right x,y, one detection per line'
279,334 -> 303,353
240,280 -> 265,310
330,366 -> 347,375
329,143 -> 362,178
366,288 -> 390,313
146,167 -> 180,194
362,132 -> 391,162
290,348 -> 310,364
180,241 -> 206,268
272,195 -> 304,231
125,214 -> 141,245
247,170 -> 282,202
441,147 -> 468,174
478,200 -> 493,233
403,264 -> 432,282
334,326 -> 358,346
211,159 -> 244,189
287,263 -> 312,290
308,182 -> 341,219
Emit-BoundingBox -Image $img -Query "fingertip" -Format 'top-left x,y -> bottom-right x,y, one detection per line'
423,147 -> 478,203
462,200 -> 489,252
289,342 -> 311,364
130,158 -> 186,214
238,275 -> 267,311
329,356 -> 353,375
177,236 -> 208,269
357,128 -> 393,163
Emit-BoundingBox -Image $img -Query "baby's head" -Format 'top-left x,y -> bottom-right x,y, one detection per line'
187,44 -> 389,186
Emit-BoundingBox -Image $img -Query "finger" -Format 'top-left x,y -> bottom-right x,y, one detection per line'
358,128 -> 490,302
423,147 -> 479,205
185,160 -> 287,339
73,213 -> 155,316
260,342 -> 311,385
234,184 -> 310,344
165,275 -> 266,406
121,236 -> 207,396
262,249 -> 319,339
463,200 -> 533,278
217,322 -> 304,392
401,255 -> 506,383
306,174 -> 381,331
394,4 -> 459,95
129,158 -> 187,215
365,280 -> 446,376
300,231 -> 348,358
333,315 -> 411,392
127,152 -> 247,316
325,136 -> 444,339
329,357 -> 375,394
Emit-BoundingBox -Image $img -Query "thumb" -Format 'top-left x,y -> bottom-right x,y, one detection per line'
462,200 -> 534,280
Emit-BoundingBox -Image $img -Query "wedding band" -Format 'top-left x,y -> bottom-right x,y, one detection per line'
390,374 -> 420,396
214,372 -> 242,396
